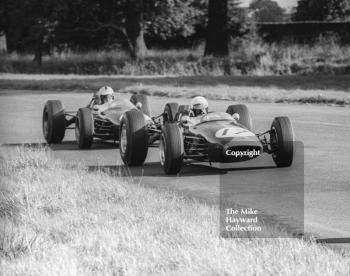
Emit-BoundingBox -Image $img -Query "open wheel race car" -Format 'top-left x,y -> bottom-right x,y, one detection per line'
42,94 -> 151,149
120,103 -> 295,175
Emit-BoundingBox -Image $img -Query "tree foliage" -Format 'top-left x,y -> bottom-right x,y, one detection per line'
2,0 -> 213,54
1,0 -> 249,60
145,0 -> 206,39
249,0 -> 285,22
294,0 -> 350,21
205,0 -> 229,57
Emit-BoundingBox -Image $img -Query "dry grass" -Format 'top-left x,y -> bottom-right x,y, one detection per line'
0,74 -> 349,105
0,39 -> 349,75
1,147 -> 350,275
229,36 -> 350,76
121,84 -> 350,105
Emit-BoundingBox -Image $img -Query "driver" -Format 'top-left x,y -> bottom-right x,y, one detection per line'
93,86 -> 115,112
189,96 -> 209,117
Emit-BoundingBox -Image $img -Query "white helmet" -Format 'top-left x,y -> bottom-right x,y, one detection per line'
190,96 -> 208,116
96,86 -> 114,104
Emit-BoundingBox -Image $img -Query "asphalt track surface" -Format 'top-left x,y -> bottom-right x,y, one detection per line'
1,91 -> 349,240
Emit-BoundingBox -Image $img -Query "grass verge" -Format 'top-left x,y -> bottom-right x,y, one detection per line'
1,75 -> 349,106
121,84 -> 350,106
1,147 -> 350,275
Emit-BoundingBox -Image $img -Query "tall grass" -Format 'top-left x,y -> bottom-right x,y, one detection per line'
1,38 -> 349,75
1,147 -> 350,275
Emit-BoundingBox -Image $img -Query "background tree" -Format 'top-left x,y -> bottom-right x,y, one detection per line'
205,0 -> 229,57
27,0 -> 62,64
55,0 -> 207,59
125,0 -> 147,59
145,0 -> 206,40
294,0 -> 350,21
249,0 -> 285,22
3,0 -> 66,63
0,0 -> 6,35
228,0 -> 248,38
328,0 -> 350,21
2,0 -> 248,60
0,0 -> 7,52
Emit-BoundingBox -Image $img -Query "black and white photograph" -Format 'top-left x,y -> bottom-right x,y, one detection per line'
0,0 -> 349,275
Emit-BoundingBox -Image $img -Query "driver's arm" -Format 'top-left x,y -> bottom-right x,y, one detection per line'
87,97 -> 95,108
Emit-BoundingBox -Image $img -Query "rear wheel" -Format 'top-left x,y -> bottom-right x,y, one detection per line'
42,100 -> 66,143
75,108 -> 93,149
226,104 -> 253,131
270,117 -> 295,167
164,103 -> 179,123
130,94 -> 151,117
160,123 -> 184,175
119,110 -> 148,166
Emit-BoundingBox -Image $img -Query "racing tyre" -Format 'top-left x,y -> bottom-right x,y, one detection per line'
42,100 -> 66,143
164,103 -> 179,123
75,108 -> 93,149
120,110 -> 148,166
226,104 -> 253,131
130,94 -> 151,117
160,123 -> 184,175
270,117 -> 295,167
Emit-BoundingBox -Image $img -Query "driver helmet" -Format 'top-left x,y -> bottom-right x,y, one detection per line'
190,96 -> 209,117
96,86 -> 114,104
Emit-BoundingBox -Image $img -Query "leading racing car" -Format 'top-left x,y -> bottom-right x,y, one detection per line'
42,93 -> 151,149
119,102 -> 295,174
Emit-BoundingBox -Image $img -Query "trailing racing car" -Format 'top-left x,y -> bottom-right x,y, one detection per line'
120,103 -> 295,174
42,94 -> 151,149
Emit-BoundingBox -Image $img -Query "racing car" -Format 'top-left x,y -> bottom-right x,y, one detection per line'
119,103 -> 295,174
42,94 -> 151,149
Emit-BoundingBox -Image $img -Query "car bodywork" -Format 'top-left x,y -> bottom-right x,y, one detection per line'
154,104 -> 295,174
66,99 -> 145,141
42,97 -> 150,147
178,112 -> 264,163
113,100 -> 294,173
89,99 -> 149,140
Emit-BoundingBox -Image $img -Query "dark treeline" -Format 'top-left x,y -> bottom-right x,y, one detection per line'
0,0 -> 350,64
1,0 -> 243,62
258,22 -> 350,44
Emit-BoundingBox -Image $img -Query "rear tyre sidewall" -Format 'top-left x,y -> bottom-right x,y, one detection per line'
42,100 -> 66,143
120,110 -> 148,166
76,108 -> 93,149
130,94 -> 151,117
161,123 -> 184,174
226,104 -> 253,131
164,103 -> 179,123
270,117 -> 295,167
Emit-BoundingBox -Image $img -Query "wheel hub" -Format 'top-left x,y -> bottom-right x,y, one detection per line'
43,111 -> 49,138
120,124 -> 127,154
75,117 -> 80,142
270,127 -> 278,158
160,135 -> 166,166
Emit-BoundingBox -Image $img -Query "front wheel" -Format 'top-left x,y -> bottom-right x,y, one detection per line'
270,117 -> 295,167
160,123 -> 184,175
42,100 -> 66,144
75,108 -> 94,149
119,110 -> 148,166
164,103 -> 179,123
